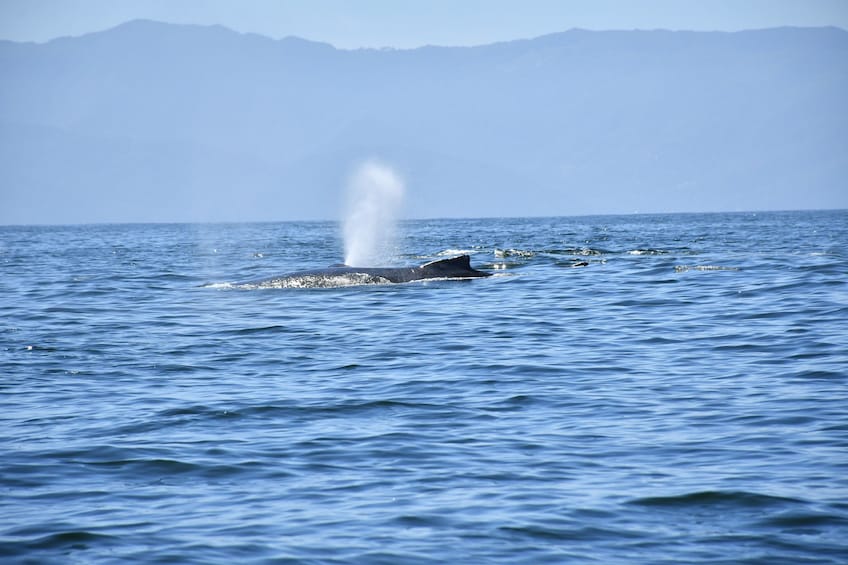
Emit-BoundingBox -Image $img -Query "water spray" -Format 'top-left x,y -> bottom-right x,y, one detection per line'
343,161 -> 405,267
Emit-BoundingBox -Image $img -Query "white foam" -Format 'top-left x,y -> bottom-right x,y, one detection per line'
243,273 -> 392,289
202,282 -> 236,289
674,265 -> 740,273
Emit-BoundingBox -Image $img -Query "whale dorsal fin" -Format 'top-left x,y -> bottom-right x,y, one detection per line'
420,255 -> 471,270
420,255 -> 490,278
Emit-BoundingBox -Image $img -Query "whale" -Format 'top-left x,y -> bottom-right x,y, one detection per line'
236,255 -> 492,288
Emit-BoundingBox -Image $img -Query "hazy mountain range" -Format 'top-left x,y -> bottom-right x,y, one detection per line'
1,20 -> 846,224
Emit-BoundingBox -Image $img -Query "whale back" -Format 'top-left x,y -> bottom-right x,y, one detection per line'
235,254 -> 490,288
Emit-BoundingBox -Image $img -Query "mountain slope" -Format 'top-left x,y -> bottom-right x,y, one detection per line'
1,21 -> 846,223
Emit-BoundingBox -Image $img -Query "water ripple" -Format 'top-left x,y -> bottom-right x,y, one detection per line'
2,212 -> 846,564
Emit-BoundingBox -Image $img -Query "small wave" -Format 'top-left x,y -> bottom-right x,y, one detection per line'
86,457 -> 202,474
219,325 -> 286,335
237,399 -> 436,419
759,510 -> 848,529
629,490 -> 803,508
499,524 -> 642,542
20,531 -> 119,551
158,405 -> 224,418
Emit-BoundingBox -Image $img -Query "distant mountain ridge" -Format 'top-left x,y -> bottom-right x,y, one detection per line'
1,20 -> 846,224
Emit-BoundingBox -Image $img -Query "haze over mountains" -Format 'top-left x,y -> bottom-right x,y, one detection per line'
1,20 -> 846,224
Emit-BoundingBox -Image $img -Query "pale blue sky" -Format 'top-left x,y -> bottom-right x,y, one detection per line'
1,0 -> 847,47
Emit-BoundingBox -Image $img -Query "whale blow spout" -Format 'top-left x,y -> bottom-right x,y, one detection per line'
343,161 -> 405,267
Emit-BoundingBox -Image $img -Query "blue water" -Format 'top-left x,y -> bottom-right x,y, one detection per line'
2,210 -> 847,564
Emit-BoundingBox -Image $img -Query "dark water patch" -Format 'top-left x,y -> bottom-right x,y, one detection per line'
759,510 -> 848,530
218,324 -> 288,336
500,523 -> 646,542
609,298 -> 677,307
110,400 -> 450,436
216,399 -> 454,425
153,363 -> 217,375
151,272 -> 199,283
629,490 -> 804,509
106,409 -> 242,436
478,394 -> 550,413
0,530 -> 119,555
394,513 -> 455,529
83,457 -> 201,474
157,405 -> 234,418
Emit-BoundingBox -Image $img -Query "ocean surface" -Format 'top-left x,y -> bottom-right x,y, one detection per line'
1,210 -> 847,564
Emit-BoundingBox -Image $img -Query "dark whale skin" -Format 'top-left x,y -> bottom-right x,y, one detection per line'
238,255 -> 491,287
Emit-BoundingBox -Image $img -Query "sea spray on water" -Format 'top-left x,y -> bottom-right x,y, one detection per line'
343,161 -> 405,267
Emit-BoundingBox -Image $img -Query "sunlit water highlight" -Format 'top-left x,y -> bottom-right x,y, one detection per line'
1,211 -> 847,564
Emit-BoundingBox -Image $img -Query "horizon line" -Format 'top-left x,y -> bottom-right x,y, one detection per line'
3,208 -> 845,229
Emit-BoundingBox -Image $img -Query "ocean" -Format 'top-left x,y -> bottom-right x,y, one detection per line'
1,210 -> 846,563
